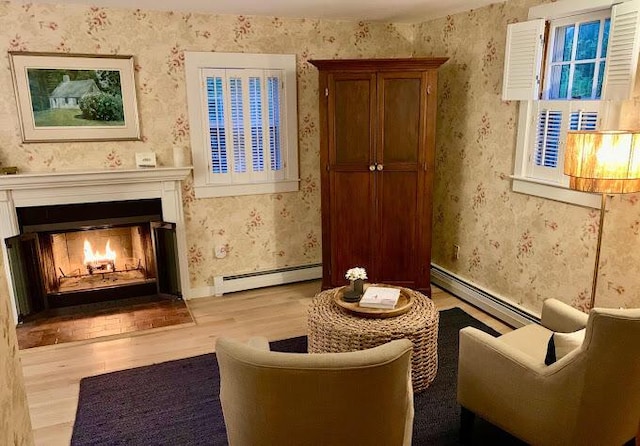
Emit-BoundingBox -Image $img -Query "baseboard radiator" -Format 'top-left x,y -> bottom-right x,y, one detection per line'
211,263 -> 322,297
430,264 -> 539,328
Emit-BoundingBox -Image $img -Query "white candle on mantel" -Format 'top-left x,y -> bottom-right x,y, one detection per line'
173,146 -> 186,167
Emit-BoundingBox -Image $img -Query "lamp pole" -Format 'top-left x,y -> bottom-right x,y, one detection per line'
589,193 -> 608,310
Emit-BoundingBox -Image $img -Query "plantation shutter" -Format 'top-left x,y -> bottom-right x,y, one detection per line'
248,76 -> 265,173
200,67 -> 287,185
266,71 -> 284,179
228,75 -> 247,176
534,109 -> 562,169
602,0 -> 640,100
569,111 -> 598,130
529,101 -> 600,183
204,73 -> 229,177
502,19 -> 546,100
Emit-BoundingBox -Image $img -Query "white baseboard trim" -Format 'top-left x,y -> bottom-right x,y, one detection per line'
431,264 -> 539,328
189,285 -> 217,300
189,262 -> 539,329
188,264 -> 322,299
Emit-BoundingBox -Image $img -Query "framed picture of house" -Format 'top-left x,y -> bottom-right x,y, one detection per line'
9,52 -> 141,142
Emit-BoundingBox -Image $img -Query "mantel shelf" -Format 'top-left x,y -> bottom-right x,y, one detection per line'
0,167 -> 193,190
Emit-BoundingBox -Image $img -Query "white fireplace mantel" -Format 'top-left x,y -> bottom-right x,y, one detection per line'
0,167 -> 191,190
0,167 -> 193,323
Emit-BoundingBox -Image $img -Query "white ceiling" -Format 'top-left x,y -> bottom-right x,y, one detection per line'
21,0 -> 500,23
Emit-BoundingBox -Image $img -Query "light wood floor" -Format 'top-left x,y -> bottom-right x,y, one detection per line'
19,280 -> 512,445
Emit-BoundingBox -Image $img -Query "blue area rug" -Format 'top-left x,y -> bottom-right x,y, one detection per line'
71,307 -> 524,445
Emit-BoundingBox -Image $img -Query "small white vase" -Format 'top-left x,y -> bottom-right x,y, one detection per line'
173,146 -> 186,167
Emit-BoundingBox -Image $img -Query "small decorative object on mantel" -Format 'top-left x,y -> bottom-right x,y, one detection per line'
173,146 -> 187,167
343,267 -> 367,302
0,167 -> 18,175
135,152 -> 157,168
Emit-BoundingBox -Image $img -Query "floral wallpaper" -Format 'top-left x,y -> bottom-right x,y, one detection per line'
0,0 -> 637,335
0,253 -> 33,445
0,2 -> 413,292
5,0 -> 640,440
415,0 -> 640,313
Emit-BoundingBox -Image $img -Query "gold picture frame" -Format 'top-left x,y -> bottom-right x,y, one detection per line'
9,52 -> 141,142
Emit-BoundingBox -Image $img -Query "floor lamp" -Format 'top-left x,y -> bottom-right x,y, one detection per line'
564,130 -> 640,310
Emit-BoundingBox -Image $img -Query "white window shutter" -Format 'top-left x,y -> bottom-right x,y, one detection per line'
528,101 -> 601,183
534,109 -> 563,169
602,0 -> 640,100
502,19 -> 546,101
528,102 -> 567,182
569,110 -> 598,131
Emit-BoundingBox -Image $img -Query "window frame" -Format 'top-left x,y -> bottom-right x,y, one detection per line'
507,0 -> 640,208
543,10 -> 610,100
185,52 -> 299,198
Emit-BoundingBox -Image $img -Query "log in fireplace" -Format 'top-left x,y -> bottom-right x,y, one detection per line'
6,198 -> 181,321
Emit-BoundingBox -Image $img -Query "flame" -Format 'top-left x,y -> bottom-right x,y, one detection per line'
84,239 -> 116,265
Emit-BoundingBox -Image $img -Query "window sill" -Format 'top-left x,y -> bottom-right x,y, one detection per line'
511,176 -> 601,209
194,179 -> 300,199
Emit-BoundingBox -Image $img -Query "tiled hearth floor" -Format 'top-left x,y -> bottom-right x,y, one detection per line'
16,296 -> 195,349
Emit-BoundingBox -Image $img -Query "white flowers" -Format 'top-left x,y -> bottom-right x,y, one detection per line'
345,267 -> 367,281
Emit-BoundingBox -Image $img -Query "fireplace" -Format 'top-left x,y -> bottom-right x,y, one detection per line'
0,167 -> 191,323
6,198 -> 182,320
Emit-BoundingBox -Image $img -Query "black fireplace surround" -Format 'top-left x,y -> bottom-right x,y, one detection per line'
6,198 -> 181,322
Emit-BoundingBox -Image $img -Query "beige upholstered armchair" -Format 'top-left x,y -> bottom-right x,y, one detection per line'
215,337 -> 414,446
457,298 -> 640,445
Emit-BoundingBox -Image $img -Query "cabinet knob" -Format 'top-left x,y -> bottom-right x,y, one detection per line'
376,164 -> 384,171
369,164 -> 376,171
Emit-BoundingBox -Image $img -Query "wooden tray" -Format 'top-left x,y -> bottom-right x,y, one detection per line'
333,285 -> 413,318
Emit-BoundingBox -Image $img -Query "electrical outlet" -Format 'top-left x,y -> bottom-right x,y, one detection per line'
453,244 -> 460,260
214,246 -> 227,259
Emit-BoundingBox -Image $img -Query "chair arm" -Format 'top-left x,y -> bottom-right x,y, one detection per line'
246,336 -> 270,351
458,327 -> 583,444
541,298 -> 588,332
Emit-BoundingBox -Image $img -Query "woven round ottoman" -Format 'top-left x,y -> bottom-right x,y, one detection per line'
307,287 -> 439,393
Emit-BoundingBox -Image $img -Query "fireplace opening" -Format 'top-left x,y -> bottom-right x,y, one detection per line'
6,199 -> 182,322
51,225 -> 156,294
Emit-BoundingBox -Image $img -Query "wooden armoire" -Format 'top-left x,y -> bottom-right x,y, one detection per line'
310,58 -> 448,295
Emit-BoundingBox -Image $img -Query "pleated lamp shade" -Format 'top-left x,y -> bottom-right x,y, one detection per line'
564,131 -> 640,194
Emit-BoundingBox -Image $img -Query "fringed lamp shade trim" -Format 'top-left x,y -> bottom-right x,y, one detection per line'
564,131 -> 640,194
568,177 -> 640,194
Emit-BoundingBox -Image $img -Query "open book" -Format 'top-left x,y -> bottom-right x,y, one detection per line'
358,286 -> 401,309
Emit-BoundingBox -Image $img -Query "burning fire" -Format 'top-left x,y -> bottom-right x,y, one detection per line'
84,239 -> 116,273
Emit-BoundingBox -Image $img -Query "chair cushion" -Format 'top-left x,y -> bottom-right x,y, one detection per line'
498,323 -> 552,366
544,328 -> 585,365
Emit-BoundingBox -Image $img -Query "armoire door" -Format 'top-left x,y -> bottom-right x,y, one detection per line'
375,71 -> 430,289
326,72 -> 376,286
